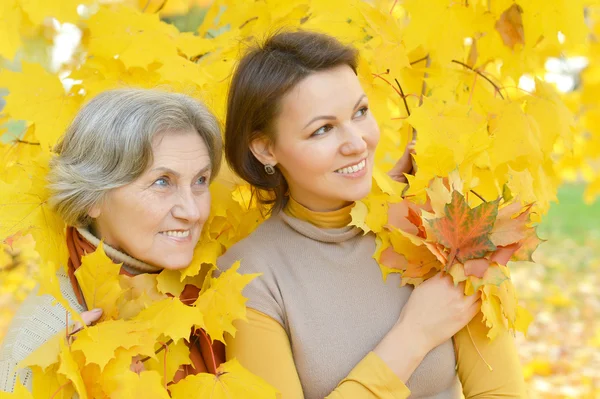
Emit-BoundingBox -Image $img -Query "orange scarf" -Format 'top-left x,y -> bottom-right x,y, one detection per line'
65,226 -> 225,380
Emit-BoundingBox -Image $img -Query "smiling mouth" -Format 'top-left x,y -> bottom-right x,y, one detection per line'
159,230 -> 190,238
334,159 -> 366,175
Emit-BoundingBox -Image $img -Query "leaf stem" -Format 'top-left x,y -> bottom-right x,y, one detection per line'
390,0 -> 398,14
467,324 -> 493,371
51,382 -> 71,399
451,60 -> 505,100
200,329 -> 218,373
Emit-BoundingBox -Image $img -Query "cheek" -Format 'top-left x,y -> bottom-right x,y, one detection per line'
365,118 -> 381,148
197,193 -> 211,225
280,141 -> 338,174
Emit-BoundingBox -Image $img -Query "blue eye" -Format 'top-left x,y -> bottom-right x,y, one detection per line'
311,124 -> 333,137
153,177 -> 169,187
354,106 -> 369,118
196,176 -> 208,185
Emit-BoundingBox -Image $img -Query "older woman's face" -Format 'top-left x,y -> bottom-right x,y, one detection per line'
90,130 -> 212,270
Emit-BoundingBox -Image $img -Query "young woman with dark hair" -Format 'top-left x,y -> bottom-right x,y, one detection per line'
218,31 -> 525,398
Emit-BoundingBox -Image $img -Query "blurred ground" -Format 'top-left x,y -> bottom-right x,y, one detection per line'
513,184 -> 600,398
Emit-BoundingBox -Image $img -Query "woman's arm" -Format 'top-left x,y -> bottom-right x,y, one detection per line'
226,309 -> 411,399
455,312 -> 527,398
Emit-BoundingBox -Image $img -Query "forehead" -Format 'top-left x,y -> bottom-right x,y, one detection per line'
150,130 -> 210,164
279,65 -> 364,120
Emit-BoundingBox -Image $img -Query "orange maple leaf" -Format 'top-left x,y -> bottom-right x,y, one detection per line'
429,191 -> 499,267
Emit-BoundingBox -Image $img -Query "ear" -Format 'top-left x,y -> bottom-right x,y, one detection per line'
87,204 -> 101,219
249,134 -> 278,167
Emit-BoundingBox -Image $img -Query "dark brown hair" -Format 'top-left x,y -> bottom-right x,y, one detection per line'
224,30 -> 358,214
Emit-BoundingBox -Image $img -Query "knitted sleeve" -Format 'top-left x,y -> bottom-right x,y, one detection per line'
0,270 -> 85,393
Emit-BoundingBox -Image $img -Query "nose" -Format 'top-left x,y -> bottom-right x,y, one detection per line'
172,188 -> 202,223
339,123 -> 368,156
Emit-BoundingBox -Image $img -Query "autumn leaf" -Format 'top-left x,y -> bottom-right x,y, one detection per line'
495,3 -> 525,49
169,359 -> 278,399
194,261 -> 259,342
429,190 -> 499,266
75,242 -> 122,320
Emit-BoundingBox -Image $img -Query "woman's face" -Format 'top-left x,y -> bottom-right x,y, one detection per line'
253,65 -> 380,211
90,130 -> 212,270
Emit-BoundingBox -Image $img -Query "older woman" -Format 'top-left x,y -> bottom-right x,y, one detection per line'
0,88 -> 223,392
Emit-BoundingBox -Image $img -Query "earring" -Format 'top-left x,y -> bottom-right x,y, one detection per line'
264,164 -> 276,175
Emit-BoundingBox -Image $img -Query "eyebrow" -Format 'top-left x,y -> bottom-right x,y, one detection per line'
150,164 -> 211,178
302,94 -> 367,129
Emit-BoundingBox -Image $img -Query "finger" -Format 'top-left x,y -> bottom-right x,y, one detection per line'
80,308 -> 103,326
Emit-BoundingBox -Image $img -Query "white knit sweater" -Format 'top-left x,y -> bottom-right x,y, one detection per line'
0,268 -> 85,392
0,229 -> 159,393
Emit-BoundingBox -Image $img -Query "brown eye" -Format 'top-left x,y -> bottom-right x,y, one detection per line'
311,124 -> 334,137
354,106 -> 369,118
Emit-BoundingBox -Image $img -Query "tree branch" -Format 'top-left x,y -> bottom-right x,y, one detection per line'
451,60 -> 505,100
394,78 -> 411,117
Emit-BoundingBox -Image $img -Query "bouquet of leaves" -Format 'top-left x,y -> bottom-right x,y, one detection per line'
371,175 -> 540,340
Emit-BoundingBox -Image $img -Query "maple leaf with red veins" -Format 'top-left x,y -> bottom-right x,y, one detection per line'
429,191 -> 499,267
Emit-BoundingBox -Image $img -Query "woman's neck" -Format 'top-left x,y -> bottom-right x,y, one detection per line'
77,227 -> 162,274
283,196 -> 353,229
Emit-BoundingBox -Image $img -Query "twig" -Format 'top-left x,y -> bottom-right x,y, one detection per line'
410,55 -> 429,66
240,16 -> 258,29
139,338 -> 174,363
15,139 -> 40,146
372,72 -> 402,97
394,78 -> 411,117
470,189 -> 486,203
390,0 -> 398,14
451,60 -> 505,100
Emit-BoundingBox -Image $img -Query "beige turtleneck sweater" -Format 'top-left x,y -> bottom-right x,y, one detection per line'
0,229 -> 157,393
217,200 -> 526,398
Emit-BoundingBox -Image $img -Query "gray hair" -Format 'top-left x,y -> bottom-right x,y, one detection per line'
48,88 -> 222,227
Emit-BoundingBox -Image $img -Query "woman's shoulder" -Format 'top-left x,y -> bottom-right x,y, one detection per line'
217,213 -> 291,274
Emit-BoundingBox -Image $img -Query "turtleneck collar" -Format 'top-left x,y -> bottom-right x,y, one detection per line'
76,227 -> 162,274
283,196 -> 353,229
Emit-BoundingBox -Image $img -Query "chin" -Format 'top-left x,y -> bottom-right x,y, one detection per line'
151,256 -> 193,271
344,180 -> 373,202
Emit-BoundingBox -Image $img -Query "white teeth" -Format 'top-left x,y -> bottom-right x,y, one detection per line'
335,159 -> 366,174
161,230 -> 190,238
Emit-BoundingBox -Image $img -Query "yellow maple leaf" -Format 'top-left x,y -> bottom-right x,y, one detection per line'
87,5 -> 180,69
70,319 -> 154,370
75,242 -> 122,320
0,63 -> 81,150
194,261 -> 258,342
145,338 -> 192,384
169,359 -> 277,399
134,297 -> 205,343
0,0 -> 23,60
57,339 -> 88,399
